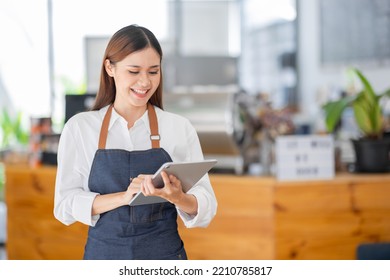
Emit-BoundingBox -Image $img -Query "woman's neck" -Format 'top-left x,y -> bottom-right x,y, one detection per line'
113,102 -> 147,129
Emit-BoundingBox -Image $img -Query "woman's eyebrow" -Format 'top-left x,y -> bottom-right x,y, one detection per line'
126,65 -> 160,68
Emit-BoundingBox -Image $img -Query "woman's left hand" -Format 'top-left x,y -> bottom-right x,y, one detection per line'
140,171 -> 185,205
137,172 -> 198,215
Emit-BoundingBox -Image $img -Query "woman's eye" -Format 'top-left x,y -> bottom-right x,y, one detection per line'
149,71 -> 159,75
129,71 -> 139,74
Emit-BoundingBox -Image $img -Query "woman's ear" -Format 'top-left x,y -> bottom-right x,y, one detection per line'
104,59 -> 114,77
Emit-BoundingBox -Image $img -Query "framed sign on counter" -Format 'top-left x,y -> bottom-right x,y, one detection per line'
275,135 -> 335,181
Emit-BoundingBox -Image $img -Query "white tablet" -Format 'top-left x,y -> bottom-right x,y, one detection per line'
129,159 -> 217,206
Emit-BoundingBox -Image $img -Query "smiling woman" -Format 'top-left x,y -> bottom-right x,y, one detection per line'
53,24 -> 217,260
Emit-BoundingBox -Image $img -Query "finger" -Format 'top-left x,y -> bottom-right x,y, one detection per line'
169,174 -> 182,190
130,175 -> 151,187
128,183 -> 141,190
130,174 -> 147,185
142,177 -> 156,196
147,176 -> 160,195
169,174 -> 177,183
161,171 -> 171,186
143,176 -> 163,197
140,180 -> 147,195
129,180 -> 142,188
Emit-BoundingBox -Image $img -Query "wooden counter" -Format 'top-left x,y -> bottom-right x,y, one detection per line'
4,165 -> 390,259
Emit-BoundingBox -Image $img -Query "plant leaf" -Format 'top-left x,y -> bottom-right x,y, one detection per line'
1,109 -> 13,147
351,68 -> 387,138
352,68 -> 376,103
0,108 -> 29,148
353,96 -> 373,135
353,93 -> 382,137
322,95 -> 355,132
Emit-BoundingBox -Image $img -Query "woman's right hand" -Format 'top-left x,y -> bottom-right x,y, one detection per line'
122,175 -> 144,204
92,175 -> 146,215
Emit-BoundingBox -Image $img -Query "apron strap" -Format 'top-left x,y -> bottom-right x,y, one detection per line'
98,103 -> 160,149
147,103 -> 160,149
98,104 -> 113,149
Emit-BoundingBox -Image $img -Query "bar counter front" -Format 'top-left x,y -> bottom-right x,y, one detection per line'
5,165 -> 390,260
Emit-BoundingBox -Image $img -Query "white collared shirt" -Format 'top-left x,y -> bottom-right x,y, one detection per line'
54,105 -> 217,228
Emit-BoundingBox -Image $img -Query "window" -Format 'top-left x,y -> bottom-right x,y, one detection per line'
240,0 -> 298,109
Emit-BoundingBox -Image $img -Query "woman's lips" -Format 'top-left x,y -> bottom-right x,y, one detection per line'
131,88 -> 149,97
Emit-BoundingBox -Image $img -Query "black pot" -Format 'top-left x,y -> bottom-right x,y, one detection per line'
352,138 -> 390,173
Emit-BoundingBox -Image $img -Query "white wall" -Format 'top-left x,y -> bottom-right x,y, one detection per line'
297,0 -> 390,125
0,0 -> 51,119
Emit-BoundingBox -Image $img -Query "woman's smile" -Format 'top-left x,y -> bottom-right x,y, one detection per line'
131,88 -> 149,98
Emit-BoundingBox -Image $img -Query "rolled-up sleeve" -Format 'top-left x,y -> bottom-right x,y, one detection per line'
53,122 -> 100,226
177,175 -> 218,228
176,123 -> 218,228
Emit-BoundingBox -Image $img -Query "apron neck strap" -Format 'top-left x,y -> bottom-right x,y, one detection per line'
147,103 -> 161,149
98,104 -> 113,149
98,103 -> 160,150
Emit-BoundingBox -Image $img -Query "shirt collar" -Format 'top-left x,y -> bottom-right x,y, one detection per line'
98,104 -> 124,131
98,104 -> 161,133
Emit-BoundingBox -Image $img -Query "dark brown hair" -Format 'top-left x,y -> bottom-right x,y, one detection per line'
92,24 -> 164,110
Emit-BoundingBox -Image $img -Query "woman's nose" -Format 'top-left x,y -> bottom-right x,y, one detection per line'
137,74 -> 151,87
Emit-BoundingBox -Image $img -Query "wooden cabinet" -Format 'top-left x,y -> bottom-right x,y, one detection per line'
274,175 -> 390,259
5,166 -> 87,259
5,165 -> 390,259
178,175 -> 275,260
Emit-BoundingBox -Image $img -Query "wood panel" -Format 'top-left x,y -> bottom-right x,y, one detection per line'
4,165 -> 390,260
5,165 -> 87,260
179,175 -> 274,259
274,174 -> 390,260
5,166 -> 274,260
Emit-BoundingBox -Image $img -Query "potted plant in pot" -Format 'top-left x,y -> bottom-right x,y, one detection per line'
322,68 -> 390,173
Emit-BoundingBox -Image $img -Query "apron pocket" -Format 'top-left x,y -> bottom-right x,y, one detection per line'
130,203 -> 166,223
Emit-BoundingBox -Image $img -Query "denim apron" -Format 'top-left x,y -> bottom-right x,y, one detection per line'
83,103 -> 187,260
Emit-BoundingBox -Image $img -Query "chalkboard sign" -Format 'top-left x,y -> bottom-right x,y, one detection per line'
320,0 -> 390,65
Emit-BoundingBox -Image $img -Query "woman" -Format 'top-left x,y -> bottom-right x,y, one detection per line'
54,24 -> 217,260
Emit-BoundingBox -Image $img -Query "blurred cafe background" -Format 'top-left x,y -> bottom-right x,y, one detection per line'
1,0 -> 390,260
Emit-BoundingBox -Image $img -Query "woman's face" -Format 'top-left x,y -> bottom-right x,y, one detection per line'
105,47 -> 161,109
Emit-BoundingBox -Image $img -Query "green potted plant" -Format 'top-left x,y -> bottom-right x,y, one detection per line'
0,108 -> 29,164
323,68 -> 390,172
1,109 -> 29,148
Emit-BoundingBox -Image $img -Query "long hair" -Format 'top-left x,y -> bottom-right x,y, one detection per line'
92,24 -> 164,110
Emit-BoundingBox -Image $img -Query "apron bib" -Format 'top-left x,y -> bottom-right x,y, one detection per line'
83,103 -> 187,260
